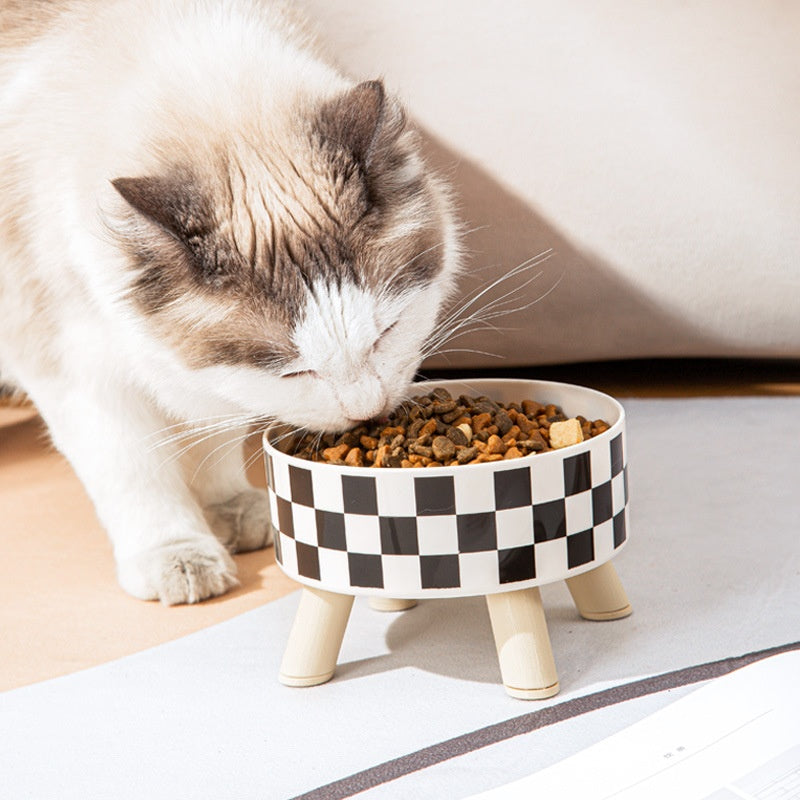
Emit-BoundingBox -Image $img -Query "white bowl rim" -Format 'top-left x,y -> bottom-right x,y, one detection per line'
262,377 -> 626,475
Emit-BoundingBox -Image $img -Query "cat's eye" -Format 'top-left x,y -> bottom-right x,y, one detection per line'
281,369 -> 318,380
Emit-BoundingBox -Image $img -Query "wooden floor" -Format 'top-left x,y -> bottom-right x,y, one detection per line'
2,358 -> 798,691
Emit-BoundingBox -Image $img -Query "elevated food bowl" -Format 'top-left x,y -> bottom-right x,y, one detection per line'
263,378 -> 631,698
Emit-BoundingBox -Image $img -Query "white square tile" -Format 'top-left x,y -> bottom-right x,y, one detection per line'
381,555 -> 422,594
459,551 -> 499,592
278,534 -> 298,575
531,459 -> 564,503
375,473 -> 416,516
417,516 -> 459,555
453,469 -> 496,514
318,548 -> 350,587
495,507 -> 534,549
593,519 -> 615,562
590,440 -> 612,485
534,538 -> 568,583
292,504 -> 318,545
272,459 -> 292,498
565,492 -> 593,535
612,472 -> 626,515
311,471 -> 344,513
268,490 -> 279,524
344,514 -> 382,554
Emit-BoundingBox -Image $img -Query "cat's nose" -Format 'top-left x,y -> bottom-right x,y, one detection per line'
337,379 -> 387,424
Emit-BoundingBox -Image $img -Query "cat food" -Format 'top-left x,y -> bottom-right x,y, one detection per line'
289,388 -> 610,468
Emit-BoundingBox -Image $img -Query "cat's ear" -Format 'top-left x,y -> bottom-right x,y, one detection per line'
111,174 -> 210,243
317,79 -> 405,170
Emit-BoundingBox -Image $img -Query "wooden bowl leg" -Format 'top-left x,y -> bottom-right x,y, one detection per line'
279,587 -> 354,687
485,587 -> 560,700
565,562 -> 632,621
368,597 -> 418,612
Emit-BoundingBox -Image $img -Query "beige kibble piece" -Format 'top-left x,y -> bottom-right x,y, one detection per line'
457,423 -> 473,441
549,418 -> 584,449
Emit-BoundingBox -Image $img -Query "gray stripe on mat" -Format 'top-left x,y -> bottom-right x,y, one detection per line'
292,639 -> 800,800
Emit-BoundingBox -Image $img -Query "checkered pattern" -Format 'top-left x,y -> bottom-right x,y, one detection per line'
265,431 -> 628,597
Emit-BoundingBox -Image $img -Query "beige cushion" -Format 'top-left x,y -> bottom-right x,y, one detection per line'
304,0 -> 800,365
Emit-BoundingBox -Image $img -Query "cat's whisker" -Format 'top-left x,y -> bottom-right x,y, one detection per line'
149,417 -> 258,454
421,254 -> 562,361
432,250 -> 554,332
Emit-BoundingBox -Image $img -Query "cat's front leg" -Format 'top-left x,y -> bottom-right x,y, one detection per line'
181,428 -> 274,554
28,377 -> 239,604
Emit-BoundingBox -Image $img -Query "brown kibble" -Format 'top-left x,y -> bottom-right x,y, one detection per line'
382,426 -> 405,438
494,410 -> 514,435
345,447 -> 364,467
456,446 -> 478,464
446,426 -> 469,447
373,444 -> 391,467
486,434 -> 506,455
522,399 -> 543,417
419,419 -> 437,438
323,443 -> 349,462
291,390 -> 610,469
472,412 -> 492,431
502,425 -> 521,443
432,435 -> 456,461
516,414 -> 535,434
409,442 -> 434,458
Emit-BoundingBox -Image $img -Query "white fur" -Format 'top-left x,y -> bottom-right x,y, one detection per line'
0,0 -> 460,603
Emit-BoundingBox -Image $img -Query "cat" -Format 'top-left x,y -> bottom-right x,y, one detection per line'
0,0 -> 461,603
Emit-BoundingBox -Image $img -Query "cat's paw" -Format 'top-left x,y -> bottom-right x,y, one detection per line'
117,537 -> 239,605
204,488 -> 274,553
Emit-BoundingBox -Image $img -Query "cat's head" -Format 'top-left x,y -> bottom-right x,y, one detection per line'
111,80 -> 461,431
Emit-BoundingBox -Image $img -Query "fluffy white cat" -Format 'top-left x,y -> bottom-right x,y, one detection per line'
0,0 -> 461,603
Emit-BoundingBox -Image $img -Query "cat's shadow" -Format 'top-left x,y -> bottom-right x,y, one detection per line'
413,131 -> 726,369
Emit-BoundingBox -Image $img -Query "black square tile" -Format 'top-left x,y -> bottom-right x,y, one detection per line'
296,542 -> 320,581
379,517 -> 419,555
592,481 -> 613,525
420,554 -> 460,588
498,545 -> 535,583
533,499 -> 566,542
611,434 -> 624,477
276,496 -> 294,538
315,510 -> 346,550
613,510 -> 627,548
274,530 -> 283,562
348,553 -> 384,588
456,512 -> 497,552
414,475 -> 456,516
342,475 -> 378,515
567,529 -> 594,568
564,451 -> 592,496
493,466 -> 532,509
264,454 -> 275,490
623,465 -> 629,505
289,465 -> 314,507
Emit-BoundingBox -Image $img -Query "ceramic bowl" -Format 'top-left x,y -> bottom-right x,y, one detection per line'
263,378 -> 628,599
